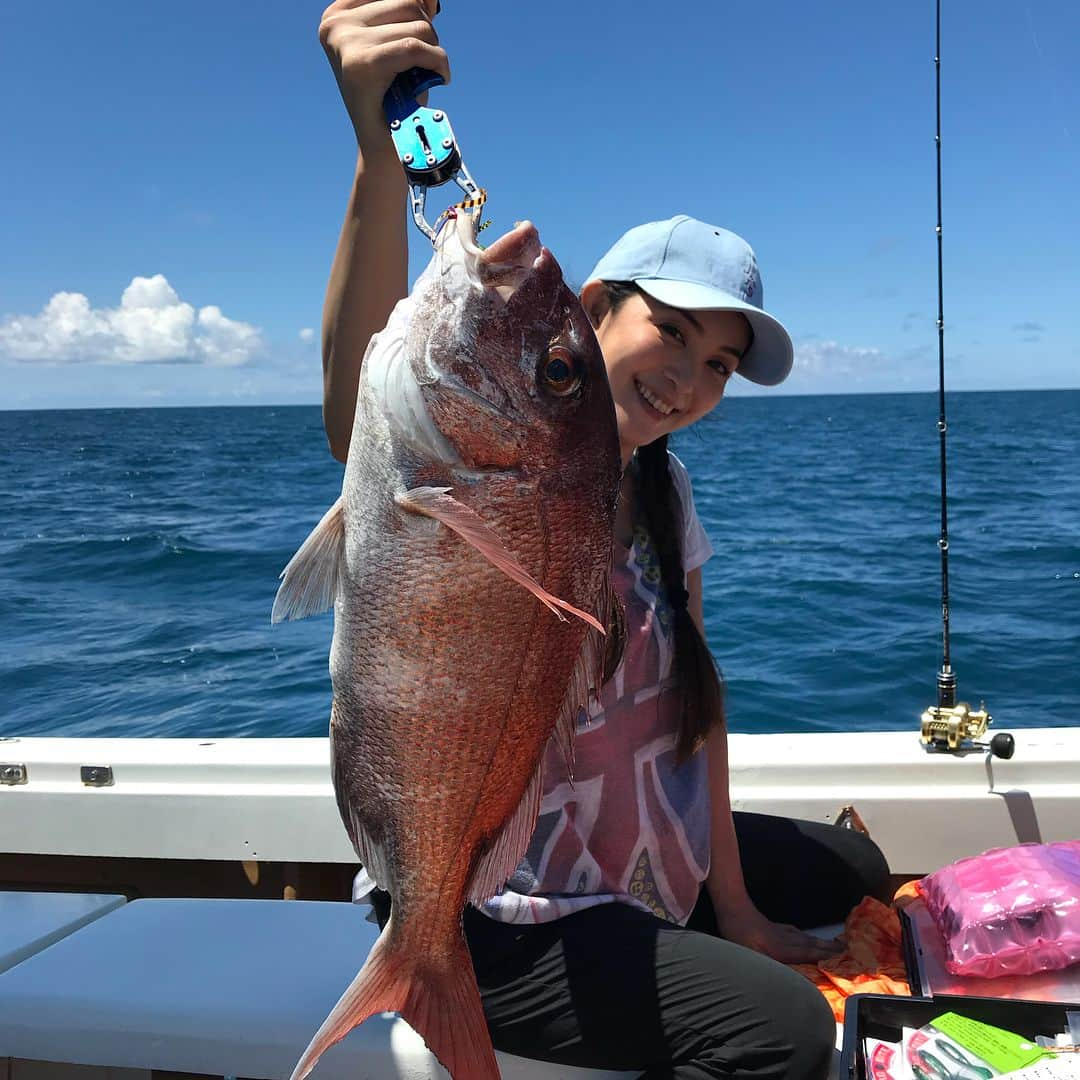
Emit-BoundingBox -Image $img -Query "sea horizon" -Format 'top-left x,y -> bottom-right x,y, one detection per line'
2,391 -> 1077,739
4,385 -> 1080,415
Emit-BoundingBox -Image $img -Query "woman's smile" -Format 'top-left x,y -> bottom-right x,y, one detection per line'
635,378 -> 678,418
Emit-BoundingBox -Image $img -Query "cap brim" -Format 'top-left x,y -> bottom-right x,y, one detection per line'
634,277 -> 794,386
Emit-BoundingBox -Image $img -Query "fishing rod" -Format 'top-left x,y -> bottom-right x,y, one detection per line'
918,0 -> 1012,760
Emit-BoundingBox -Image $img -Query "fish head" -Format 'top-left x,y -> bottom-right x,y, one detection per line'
408,214 -> 618,473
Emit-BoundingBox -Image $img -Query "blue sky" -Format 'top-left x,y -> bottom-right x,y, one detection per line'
2,1 -> 1077,409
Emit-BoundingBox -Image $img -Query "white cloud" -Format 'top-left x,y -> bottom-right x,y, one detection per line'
727,337 -> 923,396
793,339 -> 889,378
193,305 -> 261,366
0,274 -> 263,366
298,327 -> 315,343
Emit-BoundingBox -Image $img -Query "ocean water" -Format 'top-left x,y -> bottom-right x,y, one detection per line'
1,391 -> 1077,739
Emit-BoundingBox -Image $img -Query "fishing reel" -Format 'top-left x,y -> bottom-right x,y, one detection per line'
920,703 -> 1014,757
920,669 -> 1014,758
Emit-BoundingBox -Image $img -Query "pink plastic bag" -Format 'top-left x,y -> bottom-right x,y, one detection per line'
918,840 -> 1080,978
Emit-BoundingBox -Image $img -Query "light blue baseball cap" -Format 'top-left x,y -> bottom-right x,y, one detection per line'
586,215 -> 794,386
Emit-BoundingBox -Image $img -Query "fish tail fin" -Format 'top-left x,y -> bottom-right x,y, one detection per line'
289,924 -> 499,1080
402,935 -> 500,1080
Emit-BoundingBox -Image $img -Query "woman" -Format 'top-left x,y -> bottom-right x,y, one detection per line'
319,3 -> 890,1076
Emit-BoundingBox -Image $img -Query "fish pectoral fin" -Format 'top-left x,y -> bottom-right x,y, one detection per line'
396,485 -> 604,633
271,496 -> 345,623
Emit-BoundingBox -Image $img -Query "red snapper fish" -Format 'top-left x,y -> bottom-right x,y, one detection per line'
273,213 -> 621,1079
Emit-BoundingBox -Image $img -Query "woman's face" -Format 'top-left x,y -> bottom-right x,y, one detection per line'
583,283 -> 752,465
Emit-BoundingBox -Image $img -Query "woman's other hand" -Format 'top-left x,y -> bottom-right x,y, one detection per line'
717,903 -> 844,965
319,0 -> 450,149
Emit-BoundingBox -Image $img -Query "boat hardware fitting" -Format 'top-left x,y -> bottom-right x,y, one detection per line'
80,765 -> 114,787
384,65 -> 483,242
0,762 -> 28,785
834,805 -> 870,835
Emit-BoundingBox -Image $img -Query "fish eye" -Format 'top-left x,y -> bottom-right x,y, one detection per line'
540,345 -> 582,397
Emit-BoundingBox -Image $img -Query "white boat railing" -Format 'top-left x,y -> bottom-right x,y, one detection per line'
1,729 -> 1077,873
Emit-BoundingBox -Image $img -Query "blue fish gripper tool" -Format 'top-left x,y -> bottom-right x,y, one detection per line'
384,67 -> 483,242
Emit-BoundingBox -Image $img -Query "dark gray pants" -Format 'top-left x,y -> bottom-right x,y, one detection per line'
373,813 -> 890,1079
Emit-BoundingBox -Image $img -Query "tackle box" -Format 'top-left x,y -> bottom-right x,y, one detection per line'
839,993 -> 1080,1080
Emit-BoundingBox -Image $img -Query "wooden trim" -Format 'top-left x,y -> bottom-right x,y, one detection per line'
0,853 -> 355,903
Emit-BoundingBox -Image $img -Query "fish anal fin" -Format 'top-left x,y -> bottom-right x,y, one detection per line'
397,485 -> 604,633
271,497 -> 345,623
330,710 -> 391,892
467,756 -> 544,905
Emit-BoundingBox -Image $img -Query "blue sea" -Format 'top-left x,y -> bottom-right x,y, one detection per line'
1,391 -> 1077,739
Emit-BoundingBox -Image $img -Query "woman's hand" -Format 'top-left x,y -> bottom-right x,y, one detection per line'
319,0 -> 450,149
716,901 -> 844,965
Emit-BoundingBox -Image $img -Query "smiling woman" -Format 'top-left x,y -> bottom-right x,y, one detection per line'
309,6 -> 896,1072
4,0 -> 1080,1077
582,279 -> 751,464
346,211 -> 889,1080
315,8 -> 894,1052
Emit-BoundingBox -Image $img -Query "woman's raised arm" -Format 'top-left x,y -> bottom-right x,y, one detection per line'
317,0 -> 448,461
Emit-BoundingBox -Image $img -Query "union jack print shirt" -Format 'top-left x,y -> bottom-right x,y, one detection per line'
481,451 -> 714,926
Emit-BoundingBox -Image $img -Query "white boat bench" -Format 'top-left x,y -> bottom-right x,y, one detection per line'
0,897 -> 636,1080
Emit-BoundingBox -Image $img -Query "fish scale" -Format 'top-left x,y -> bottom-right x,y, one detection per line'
274,213 -> 621,1080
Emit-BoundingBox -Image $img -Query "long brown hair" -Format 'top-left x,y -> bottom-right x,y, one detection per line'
600,281 -> 727,761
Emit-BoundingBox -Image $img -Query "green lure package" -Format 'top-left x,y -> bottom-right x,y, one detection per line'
905,1012 -> 1049,1080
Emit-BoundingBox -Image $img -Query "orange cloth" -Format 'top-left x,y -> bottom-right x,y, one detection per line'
791,893 -> 914,1022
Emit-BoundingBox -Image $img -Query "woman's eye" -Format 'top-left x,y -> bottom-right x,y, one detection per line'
708,359 -> 731,377
540,346 -> 582,397
660,323 -> 685,345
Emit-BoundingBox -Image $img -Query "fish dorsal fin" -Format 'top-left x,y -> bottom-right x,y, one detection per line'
550,583 -> 622,781
397,486 -> 604,633
552,617 -> 602,781
466,753 -> 544,905
271,497 -> 346,623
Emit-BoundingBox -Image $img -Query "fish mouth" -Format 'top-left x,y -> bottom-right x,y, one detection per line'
448,216 -> 549,302
478,220 -> 542,273
479,221 -> 549,301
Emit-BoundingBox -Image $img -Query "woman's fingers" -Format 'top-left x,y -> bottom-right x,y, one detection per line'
318,0 -> 450,144
776,926 -> 844,964
327,30 -> 450,89
322,0 -> 434,34
320,10 -> 449,84
336,19 -> 441,58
